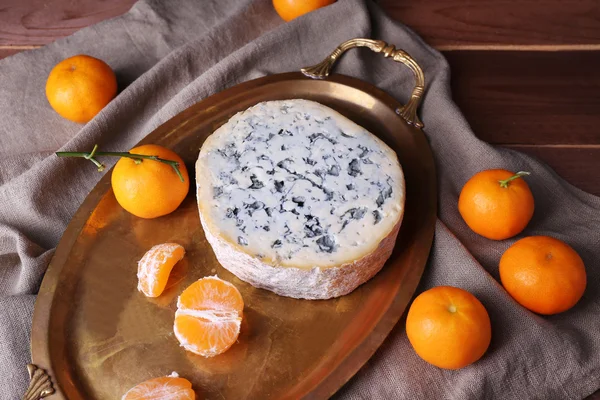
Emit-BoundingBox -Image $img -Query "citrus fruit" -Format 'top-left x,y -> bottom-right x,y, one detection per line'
499,236 -> 586,315
111,144 -> 189,219
185,319 -> 250,374
406,286 -> 492,370
121,373 -> 195,400
46,55 -> 117,123
273,0 -> 336,22
458,169 -> 534,240
174,276 -> 244,357
137,243 -> 186,297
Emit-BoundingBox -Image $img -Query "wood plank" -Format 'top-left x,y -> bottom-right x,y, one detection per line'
380,0 -> 600,48
0,47 -> 28,59
0,0 -> 136,46
1,0 -> 599,48
445,51 -> 600,145
503,145 -> 600,196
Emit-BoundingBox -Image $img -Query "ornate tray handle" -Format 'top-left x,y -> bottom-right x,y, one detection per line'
301,38 -> 425,129
23,364 -> 55,400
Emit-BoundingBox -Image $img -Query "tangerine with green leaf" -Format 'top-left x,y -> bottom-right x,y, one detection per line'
111,144 -> 189,219
458,169 -> 534,240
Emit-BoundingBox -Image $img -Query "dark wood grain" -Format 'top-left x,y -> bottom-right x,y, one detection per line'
380,0 -> 600,48
0,0 -> 136,46
0,47 -> 25,59
503,145 -> 600,196
1,0 -> 600,48
445,51 -> 600,145
588,391 -> 600,400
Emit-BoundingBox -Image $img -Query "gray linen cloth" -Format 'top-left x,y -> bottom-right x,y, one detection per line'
1,0 -> 599,398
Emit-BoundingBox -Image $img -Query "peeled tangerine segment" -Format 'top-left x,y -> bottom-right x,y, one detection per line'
174,276 -> 244,357
137,243 -> 185,297
177,275 -> 244,312
121,374 -> 195,400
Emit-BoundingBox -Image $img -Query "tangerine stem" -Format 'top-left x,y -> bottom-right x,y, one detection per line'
499,171 -> 530,188
80,144 -> 106,171
56,145 -> 185,182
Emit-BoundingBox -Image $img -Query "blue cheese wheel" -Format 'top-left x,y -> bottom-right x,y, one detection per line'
196,99 -> 405,299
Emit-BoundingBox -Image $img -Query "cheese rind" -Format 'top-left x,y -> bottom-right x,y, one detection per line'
200,211 -> 401,299
196,99 -> 404,299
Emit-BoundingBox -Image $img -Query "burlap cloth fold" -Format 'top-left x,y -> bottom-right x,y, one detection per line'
1,0 -> 599,398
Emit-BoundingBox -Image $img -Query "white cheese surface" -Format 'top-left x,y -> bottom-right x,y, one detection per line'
196,99 -> 404,269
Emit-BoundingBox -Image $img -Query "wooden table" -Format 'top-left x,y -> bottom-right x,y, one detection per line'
1,1 -> 598,398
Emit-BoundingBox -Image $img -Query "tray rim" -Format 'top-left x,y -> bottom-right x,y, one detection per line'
30,71 -> 437,399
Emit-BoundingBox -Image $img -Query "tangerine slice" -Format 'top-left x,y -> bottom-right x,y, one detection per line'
174,276 -> 244,357
121,373 -> 195,400
137,243 -> 185,297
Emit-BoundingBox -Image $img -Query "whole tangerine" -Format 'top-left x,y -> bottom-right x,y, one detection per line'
273,0 -> 336,22
406,286 -> 492,370
46,55 -> 117,123
499,236 -> 586,315
111,144 -> 189,219
458,169 -> 534,240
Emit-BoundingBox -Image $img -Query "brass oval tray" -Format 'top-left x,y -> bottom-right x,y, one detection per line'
30,40 -> 436,399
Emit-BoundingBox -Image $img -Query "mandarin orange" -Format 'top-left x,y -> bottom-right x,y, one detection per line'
111,145 -> 189,219
46,55 -> 117,123
406,286 -> 492,370
499,236 -> 586,315
273,0 -> 336,22
174,276 -> 244,357
121,374 -> 195,400
458,169 -> 534,240
137,243 -> 186,297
